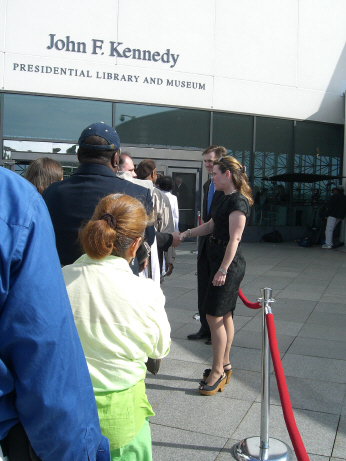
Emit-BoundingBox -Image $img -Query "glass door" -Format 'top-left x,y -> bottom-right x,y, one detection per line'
167,167 -> 201,233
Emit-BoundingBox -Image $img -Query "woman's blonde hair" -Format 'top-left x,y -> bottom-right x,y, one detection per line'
214,156 -> 254,206
79,194 -> 150,260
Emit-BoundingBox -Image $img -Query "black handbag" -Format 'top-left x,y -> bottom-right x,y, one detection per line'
145,358 -> 161,375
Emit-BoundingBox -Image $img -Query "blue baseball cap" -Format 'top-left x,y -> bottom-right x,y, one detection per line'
78,122 -> 120,151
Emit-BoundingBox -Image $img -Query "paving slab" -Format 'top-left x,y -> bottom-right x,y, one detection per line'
153,390 -> 253,438
228,346 -> 264,373
167,338 -> 213,363
234,303 -> 261,317
242,316 -> 304,336
267,306 -> 312,322
332,415 -> 346,459
172,323 -> 209,340
287,337 -> 346,360
151,423 -> 228,461
276,289 -> 323,302
255,375 -> 346,415
166,306 -> 200,324
306,311 -> 346,327
272,298 -> 317,310
162,285 -> 194,302
169,320 -> 188,333
314,301 -> 346,314
319,293 -> 346,304
233,329 -> 295,353
146,358 -> 203,407
297,323 -> 346,342
242,276 -> 295,291
280,353 -> 346,384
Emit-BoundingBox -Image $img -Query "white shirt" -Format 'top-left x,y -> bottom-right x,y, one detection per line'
163,191 -> 179,232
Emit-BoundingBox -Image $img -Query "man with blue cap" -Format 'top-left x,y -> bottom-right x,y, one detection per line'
43,122 -> 180,273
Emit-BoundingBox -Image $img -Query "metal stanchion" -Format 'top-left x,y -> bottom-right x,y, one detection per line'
232,288 -> 292,461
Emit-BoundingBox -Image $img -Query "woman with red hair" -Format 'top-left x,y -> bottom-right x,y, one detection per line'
63,193 -> 171,461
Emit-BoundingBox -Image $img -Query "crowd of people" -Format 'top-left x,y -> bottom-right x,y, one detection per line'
2,121 -> 344,460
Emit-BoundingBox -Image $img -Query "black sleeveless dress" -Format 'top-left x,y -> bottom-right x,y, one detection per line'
202,192 -> 250,317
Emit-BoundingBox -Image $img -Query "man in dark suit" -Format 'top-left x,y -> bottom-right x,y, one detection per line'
187,146 -> 226,343
43,122 -> 179,273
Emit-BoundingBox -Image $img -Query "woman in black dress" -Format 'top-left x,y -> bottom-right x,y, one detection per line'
180,156 -> 253,395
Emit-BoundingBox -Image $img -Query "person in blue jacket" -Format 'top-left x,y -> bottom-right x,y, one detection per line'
0,166 -> 109,460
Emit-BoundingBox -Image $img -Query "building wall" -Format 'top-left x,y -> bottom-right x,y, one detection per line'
1,0 -> 346,124
1,0 -> 345,242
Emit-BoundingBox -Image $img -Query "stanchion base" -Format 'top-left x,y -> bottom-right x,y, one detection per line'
232,437 -> 292,461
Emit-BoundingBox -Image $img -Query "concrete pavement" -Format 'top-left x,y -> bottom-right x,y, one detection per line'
146,242 -> 346,461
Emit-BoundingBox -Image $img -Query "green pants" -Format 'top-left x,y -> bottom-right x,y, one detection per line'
111,418 -> 152,461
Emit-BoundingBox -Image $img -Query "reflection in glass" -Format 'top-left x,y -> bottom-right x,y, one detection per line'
253,118 -> 293,226
115,103 -> 210,148
171,172 -> 196,232
212,112 -> 252,173
294,121 -> 343,203
3,140 -> 78,159
3,94 -> 112,141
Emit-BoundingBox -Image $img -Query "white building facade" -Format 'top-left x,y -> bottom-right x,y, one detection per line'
1,0 -> 345,240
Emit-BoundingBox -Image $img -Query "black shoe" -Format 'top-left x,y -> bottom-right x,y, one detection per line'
205,338 -> 212,345
187,329 -> 210,340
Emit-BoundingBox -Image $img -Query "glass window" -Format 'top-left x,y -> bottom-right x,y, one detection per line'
3,94 -> 112,141
292,121 -> 343,229
115,103 -> 210,148
253,117 -> 294,226
212,112 -> 253,173
4,160 -> 78,179
294,121 -> 343,200
3,140 -> 78,160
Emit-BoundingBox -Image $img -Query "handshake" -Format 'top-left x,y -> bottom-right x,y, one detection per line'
171,230 -> 189,247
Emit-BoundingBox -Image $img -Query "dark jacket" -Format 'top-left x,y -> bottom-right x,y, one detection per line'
326,192 -> 346,220
43,163 -> 155,267
198,179 -> 224,255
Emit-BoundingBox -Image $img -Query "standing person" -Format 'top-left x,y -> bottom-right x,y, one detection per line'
117,152 -> 137,178
43,123 -> 180,273
0,167 -> 109,460
187,146 -> 226,343
322,185 -> 346,249
24,157 -> 63,194
156,175 -> 179,232
156,175 -> 179,281
63,193 -> 171,461
180,156 -> 253,395
136,159 -> 176,277
173,176 -> 189,232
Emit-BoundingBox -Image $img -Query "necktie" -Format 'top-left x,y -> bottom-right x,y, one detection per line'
207,181 -> 215,215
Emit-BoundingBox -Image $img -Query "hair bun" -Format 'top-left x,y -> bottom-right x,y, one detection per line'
100,213 -> 117,229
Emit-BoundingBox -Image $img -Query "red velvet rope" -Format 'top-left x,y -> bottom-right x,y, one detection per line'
238,288 -> 262,309
266,313 -> 310,461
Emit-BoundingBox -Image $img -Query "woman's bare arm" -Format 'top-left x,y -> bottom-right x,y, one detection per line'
212,210 -> 246,286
